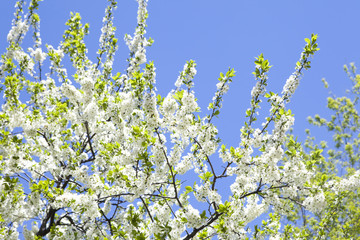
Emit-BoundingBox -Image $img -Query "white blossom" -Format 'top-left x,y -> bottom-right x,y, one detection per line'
7,19 -> 28,43
303,191 -> 326,214
0,0 -> 326,239
29,47 -> 47,63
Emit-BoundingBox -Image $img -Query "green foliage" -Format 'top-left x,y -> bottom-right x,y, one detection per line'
287,63 -> 360,239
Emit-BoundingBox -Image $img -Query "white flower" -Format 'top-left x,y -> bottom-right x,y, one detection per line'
175,60 -> 197,88
135,50 -> 147,65
252,128 -> 262,148
162,93 -> 178,116
282,74 -> 299,98
81,77 -> 94,93
303,191 -> 326,214
176,155 -> 192,174
83,101 -> 99,121
62,83 -> 82,103
30,48 -> 47,63
184,205 -> 202,228
182,91 -> 197,112
7,20 -> 28,42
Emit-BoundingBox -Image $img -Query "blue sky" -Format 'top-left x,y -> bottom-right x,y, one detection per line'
1,0 -> 360,236
1,0 -> 360,146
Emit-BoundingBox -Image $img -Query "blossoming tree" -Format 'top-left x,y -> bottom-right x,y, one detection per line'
1,0 -> 349,239
285,65 -> 360,239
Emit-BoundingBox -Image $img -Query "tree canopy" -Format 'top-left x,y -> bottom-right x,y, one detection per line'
0,0 -> 359,239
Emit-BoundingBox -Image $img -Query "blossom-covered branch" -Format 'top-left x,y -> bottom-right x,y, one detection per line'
0,0 -> 327,239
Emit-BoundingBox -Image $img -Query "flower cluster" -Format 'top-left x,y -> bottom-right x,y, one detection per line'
124,0 -> 152,76
29,47 -> 46,63
303,191 -> 326,214
7,19 -> 28,43
175,60 -> 197,88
